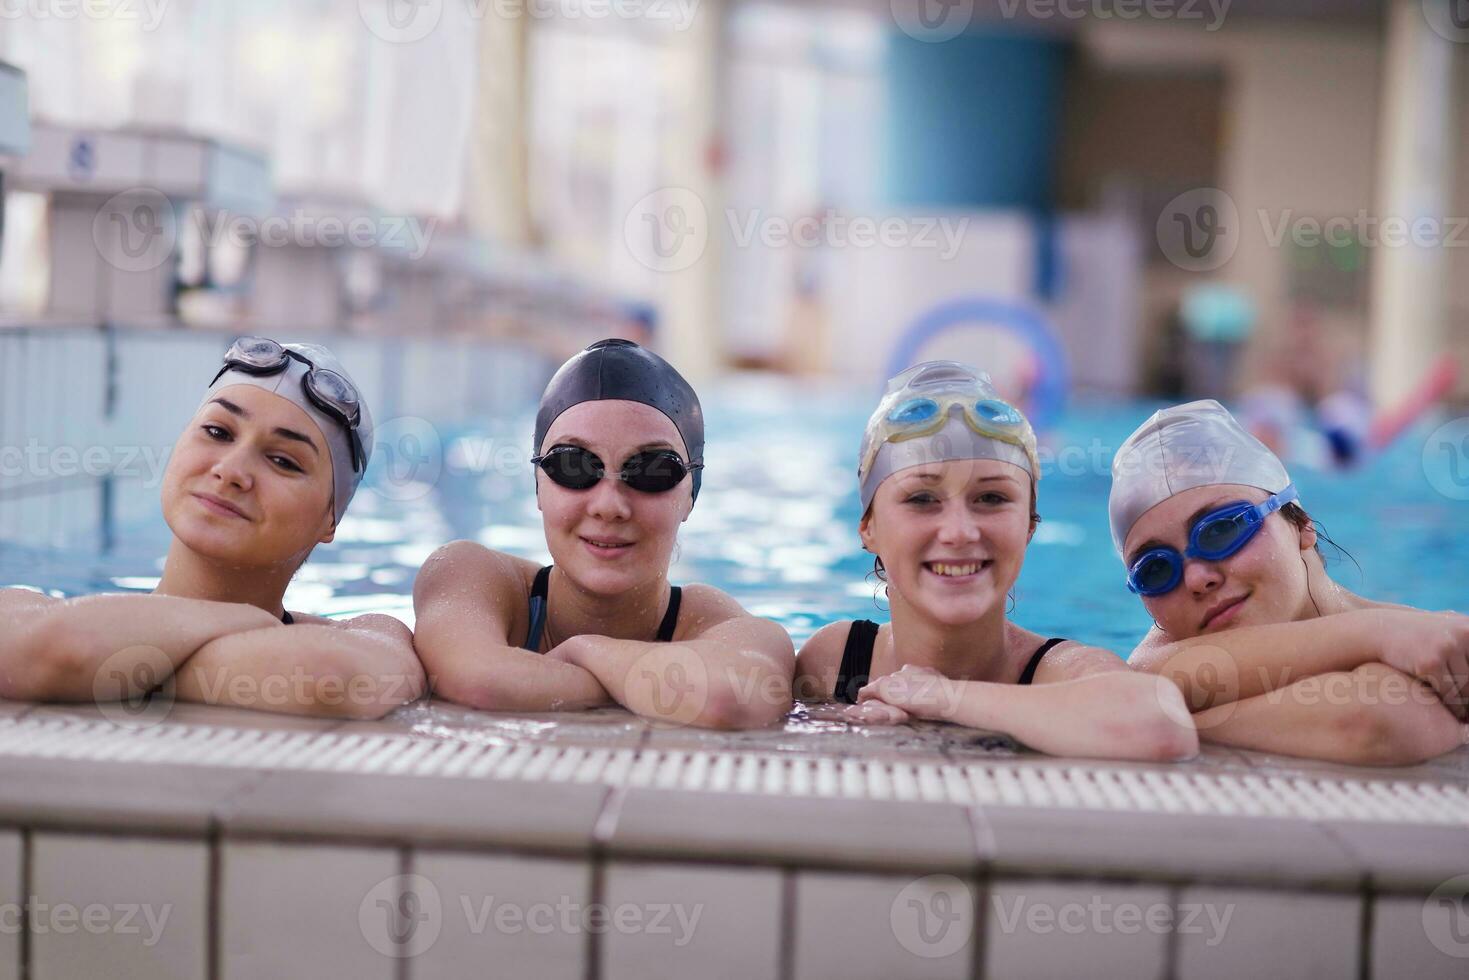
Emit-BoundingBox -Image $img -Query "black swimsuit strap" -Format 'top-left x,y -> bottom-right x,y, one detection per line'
833,619 -> 880,704
1018,637 -> 1068,686
523,565 -> 552,651
525,565 -> 680,651
657,586 -> 682,642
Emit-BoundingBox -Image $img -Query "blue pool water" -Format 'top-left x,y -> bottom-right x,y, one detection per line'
3,375 -> 1465,655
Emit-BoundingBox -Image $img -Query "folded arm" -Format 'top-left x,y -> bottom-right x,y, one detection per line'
860,649 -> 1199,762
1192,663 -> 1467,766
172,614 -> 425,720
411,542 -> 612,713
0,588 -> 280,702
556,609 -> 795,730
1129,608 -> 1469,716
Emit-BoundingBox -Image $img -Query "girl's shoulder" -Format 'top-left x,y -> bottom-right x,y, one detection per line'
416,541 -> 541,598
795,619 -> 883,700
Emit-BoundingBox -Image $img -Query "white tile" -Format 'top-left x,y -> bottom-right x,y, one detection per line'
602,863 -> 782,980
1174,887 -> 1358,979
0,832 -> 19,980
985,879 -> 1171,980
792,871 -> 976,980
1373,894 -> 1469,980
410,852 -> 590,980
220,842 -> 398,980
30,834 -> 206,980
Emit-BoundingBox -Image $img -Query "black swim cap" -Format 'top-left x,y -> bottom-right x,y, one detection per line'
533,339 -> 705,501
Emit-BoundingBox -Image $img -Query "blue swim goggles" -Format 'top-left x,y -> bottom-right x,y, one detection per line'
1126,484 -> 1299,596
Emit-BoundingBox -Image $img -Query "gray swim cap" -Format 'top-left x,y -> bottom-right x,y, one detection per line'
858,360 -> 1039,513
201,341 -> 374,526
1108,399 -> 1292,555
534,339 -> 705,502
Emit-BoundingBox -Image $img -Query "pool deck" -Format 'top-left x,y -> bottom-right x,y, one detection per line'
0,697 -> 1465,979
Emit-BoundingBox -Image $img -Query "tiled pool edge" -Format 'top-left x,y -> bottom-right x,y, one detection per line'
0,707 -> 1465,978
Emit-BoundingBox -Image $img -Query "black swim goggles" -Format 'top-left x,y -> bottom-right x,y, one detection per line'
532,445 -> 702,494
210,337 -> 366,474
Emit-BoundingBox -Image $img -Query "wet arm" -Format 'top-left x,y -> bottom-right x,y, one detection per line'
556,615 -> 795,730
411,542 -> 612,713
173,615 -> 426,720
1192,663 -> 1468,766
0,589 -> 279,702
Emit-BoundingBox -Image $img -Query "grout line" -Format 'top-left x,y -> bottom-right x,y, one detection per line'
1357,884 -> 1373,980
19,829 -> 30,980
586,783 -> 624,980
777,869 -> 796,980
1162,883 -> 1182,980
207,826 -> 221,980
585,857 -> 605,980
397,848 -> 412,980
971,870 -> 989,980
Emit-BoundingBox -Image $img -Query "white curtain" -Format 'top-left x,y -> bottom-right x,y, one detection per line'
0,0 -> 478,215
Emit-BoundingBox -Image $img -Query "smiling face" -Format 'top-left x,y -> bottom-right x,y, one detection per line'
1122,483 -> 1317,638
860,458 -> 1035,627
160,384 -> 337,570
536,399 -> 694,596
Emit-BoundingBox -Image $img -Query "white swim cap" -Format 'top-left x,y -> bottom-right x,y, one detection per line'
1108,399 -> 1293,555
859,360 -> 1039,513
202,341 -> 374,526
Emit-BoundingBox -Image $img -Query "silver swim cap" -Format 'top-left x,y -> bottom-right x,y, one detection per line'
858,360 -> 1039,512
1108,399 -> 1293,555
201,341 -> 374,526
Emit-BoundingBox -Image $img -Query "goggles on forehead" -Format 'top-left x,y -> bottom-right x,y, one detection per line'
211,337 -> 365,474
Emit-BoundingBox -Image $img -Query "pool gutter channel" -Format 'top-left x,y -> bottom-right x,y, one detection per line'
0,710 -> 1461,897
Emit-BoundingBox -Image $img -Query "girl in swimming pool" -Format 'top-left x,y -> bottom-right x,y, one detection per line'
0,338 -> 424,719
795,361 -> 1198,760
1111,400 -> 1468,765
412,339 -> 795,730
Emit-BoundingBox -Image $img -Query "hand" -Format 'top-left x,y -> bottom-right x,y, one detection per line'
1375,611 -> 1469,719
857,664 -> 962,721
544,634 -> 590,666
840,698 -> 912,726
